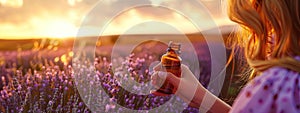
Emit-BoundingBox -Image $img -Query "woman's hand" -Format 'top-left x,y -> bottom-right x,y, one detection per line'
150,63 -> 206,108
150,63 -> 231,113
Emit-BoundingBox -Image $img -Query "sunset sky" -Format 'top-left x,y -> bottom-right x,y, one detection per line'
0,0 -> 235,39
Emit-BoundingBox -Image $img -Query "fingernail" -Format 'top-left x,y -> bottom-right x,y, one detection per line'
158,71 -> 167,78
150,90 -> 154,93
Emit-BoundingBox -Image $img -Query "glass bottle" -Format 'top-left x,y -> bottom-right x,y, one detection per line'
157,41 -> 182,94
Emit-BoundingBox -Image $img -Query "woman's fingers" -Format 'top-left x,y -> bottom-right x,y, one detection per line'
158,71 -> 180,88
153,63 -> 162,71
150,72 -> 157,84
151,71 -> 181,95
153,71 -> 180,87
150,71 -> 164,89
151,64 -> 199,97
150,63 -> 204,108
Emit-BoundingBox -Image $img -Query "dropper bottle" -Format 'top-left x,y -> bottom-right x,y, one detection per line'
157,41 -> 182,94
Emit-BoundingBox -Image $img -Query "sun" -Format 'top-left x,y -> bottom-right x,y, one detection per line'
31,18 -> 78,39
44,19 -> 78,38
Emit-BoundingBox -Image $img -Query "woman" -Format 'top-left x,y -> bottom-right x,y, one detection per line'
151,0 -> 300,112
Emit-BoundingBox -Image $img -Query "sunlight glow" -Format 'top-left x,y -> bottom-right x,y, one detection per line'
54,57 -> 60,62
0,0 -> 5,4
44,20 -> 77,38
31,18 -> 78,38
67,0 -> 82,6
0,0 -> 23,8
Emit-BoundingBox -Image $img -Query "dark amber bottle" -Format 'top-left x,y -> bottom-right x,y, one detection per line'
157,41 -> 182,94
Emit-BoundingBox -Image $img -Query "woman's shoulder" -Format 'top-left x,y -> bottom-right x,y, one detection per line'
230,66 -> 300,113
255,56 -> 300,87
255,66 -> 299,85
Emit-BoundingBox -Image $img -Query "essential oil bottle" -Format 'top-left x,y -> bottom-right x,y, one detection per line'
157,41 -> 182,94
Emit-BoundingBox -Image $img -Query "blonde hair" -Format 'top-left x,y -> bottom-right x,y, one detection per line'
227,0 -> 300,79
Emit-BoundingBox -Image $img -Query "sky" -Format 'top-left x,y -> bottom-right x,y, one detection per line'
0,0 -> 235,39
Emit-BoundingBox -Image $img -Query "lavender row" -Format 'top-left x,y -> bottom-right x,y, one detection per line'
0,41 -> 221,113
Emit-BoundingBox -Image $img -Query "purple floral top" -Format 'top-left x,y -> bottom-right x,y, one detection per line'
230,58 -> 300,113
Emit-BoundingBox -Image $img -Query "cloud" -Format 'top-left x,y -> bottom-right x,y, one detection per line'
103,0 -> 229,29
102,7 -> 198,35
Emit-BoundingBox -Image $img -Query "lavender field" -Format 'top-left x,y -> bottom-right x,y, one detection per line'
0,35 -> 245,113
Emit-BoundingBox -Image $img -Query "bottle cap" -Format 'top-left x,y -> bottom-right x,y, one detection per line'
168,41 -> 181,54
